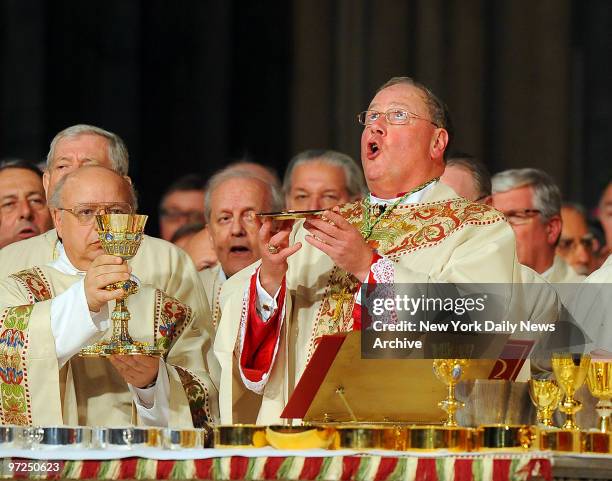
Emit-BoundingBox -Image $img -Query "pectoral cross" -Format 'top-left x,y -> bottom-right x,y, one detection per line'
331,286 -> 355,326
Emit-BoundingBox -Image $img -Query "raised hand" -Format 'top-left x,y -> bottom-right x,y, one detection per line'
304,208 -> 373,280
84,254 -> 131,312
258,218 -> 302,296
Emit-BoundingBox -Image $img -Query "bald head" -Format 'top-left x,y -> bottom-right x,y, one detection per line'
50,166 -> 138,270
49,165 -> 136,211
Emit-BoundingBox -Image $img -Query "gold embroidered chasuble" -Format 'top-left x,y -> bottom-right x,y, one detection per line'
215,183 -> 528,424
0,266 -> 219,427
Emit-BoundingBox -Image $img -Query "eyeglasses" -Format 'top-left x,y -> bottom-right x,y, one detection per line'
159,208 -> 205,224
502,209 -> 541,226
56,202 -> 133,225
357,109 -> 439,127
557,235 -> 596,253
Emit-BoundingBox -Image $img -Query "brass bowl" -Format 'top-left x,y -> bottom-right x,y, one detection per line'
331,425 -> 401,450
536,428 -> 581,452
405,425 -> 474,451
581,431 -> 611,454
476,424 -> 534,450
163,428 -> 209,449
214,424 -> 267,448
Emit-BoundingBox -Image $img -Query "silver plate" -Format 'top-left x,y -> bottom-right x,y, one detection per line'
0,426 -> 26,448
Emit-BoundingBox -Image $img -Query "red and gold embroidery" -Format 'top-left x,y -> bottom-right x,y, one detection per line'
153,290 -> 192,352
305,197 -> 505,359
9,268 -> 53,303
174,366 -> 211,427
0,305 -> 34,425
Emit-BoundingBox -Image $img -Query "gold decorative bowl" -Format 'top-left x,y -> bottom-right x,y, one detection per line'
214,425 -> 267,448
536,428 -> 581,452
405,425 -> 474,451
476,424 -> 535,450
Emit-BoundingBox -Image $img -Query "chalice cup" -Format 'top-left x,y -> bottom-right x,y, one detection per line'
528,379 -> 561,427
80,214 -> 164,357
552,353 -> 591,430
433,359 -> 467,427
586,361 -> 612,432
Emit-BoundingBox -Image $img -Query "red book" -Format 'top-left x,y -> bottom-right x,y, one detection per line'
488,339 -> 534,381
280,334 -> 347,419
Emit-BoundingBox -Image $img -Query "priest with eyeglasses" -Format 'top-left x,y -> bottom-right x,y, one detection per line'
215,77 -> 553,425
0,165 -> 218,428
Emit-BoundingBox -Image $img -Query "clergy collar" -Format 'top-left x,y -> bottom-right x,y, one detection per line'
218,266 -> 227,283
369,180 -> 437,205
50,240 -> 141,286
50,241 -> 86,276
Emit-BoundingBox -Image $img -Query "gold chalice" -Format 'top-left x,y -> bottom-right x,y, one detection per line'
433,359 -> 467,427
80,214 -> 164,357
586,361 -> 612,432
528,379 -> 561,427
552,353 -> 591,430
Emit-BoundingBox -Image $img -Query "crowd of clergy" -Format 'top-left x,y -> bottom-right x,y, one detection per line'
0,76 -> 610,430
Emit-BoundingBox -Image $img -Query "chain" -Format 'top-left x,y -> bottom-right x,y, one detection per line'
360,177 -> 439,239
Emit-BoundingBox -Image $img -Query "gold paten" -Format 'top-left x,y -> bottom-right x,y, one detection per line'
476,424 -> 535,450
536,428 -> 582,452
581,431 -> 611,454
405,425 -> 474,451
257,209 -> 325,220
214,425 -> 268,448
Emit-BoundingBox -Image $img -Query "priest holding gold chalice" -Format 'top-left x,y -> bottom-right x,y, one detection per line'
215,76 -> 548,425
0,166 -> 218,428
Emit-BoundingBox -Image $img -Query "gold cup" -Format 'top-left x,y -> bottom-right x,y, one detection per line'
80,214 -> 164,357
586,360 -> 612,433
528,379 -> 561,427
433,359 -> 467,427
552,353 -> 591,430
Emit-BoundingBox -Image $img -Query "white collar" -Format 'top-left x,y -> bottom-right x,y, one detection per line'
50,241 -> 85,276
369,180 -> 437,205
218,267 -> 227,283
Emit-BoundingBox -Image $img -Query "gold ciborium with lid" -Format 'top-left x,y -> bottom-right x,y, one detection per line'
80,214 -> 164,357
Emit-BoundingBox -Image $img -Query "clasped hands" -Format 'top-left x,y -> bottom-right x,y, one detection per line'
259,207 -> 373,296
83,254 -> 159,389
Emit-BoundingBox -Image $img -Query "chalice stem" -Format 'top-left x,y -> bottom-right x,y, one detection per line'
596,400 -> 612,433
111,298 -> 134,344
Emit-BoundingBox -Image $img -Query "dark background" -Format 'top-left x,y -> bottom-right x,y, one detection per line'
1,0 -> 610,236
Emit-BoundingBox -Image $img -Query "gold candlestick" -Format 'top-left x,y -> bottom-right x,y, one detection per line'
80,214 -> 163,357
528,379 -> 561,427
552,353 -> 591,430
586,360 -> 612,433
433,359 -> 467,427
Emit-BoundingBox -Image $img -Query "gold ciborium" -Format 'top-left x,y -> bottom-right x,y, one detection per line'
586,361 -> 612,432
433,359 -> 467,427
80,214 -> 163,357
552,353 -> 591,430
528,379 -> 561,427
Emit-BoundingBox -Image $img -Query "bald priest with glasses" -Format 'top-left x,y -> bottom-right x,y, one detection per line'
215,77 -> 556,425
0,166 -> 218,428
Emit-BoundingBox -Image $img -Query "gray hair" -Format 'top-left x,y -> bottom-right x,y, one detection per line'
377,76 -> 454,156
46,124 -> 129,175
283,149 -> 366,199
491,168 -> 561,221
204,168 -> 284,223
446,153 -> 491,198
48,167 -> 138,211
